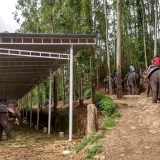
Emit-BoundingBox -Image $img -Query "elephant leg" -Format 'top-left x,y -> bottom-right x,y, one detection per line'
150,81 -> 158,103
158,79 -> 160,101
147,83 -> 150,97
133,86 -> 135,95
127,84 -> 130,94
0,125 -> 3,140
136,82 -> 140,95
0,113 -> 11,139
130,83 -> 134,95
3,124 -> 11,139
127,81 -> 131,94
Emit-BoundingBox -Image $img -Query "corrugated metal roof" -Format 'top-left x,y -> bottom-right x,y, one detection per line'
0,33 -> 96,99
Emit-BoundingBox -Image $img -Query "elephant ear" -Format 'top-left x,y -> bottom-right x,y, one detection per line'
7,103 -> 16,115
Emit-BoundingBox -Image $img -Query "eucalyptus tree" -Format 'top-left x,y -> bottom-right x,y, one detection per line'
104,0 -> 112,94
141,0 -> 148,69
116,0 -> 122,98
154,0 -> 158,57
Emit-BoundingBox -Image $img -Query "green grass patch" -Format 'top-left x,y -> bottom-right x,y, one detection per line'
95,92 -> 117,116
83,88 -> 92,99
104,117 -> 116,127
75,131 -> 106,153
84,144 -> 103,160
111,111 -> 121,118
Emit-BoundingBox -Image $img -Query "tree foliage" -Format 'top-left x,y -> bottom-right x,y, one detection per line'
13,0 -> 160,102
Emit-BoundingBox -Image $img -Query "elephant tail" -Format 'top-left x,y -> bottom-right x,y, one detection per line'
134,72 -> 137,89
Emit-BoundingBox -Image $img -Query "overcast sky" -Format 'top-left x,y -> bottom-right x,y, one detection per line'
0,0 -> 20,32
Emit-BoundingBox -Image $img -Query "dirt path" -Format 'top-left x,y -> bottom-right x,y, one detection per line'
102,95 -> 160,160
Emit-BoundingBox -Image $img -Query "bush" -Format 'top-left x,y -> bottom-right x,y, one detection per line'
85,145 -> 103,160
104,117 -> 116,127
95,92 -> 117,116
84,88 -> 92,99
112,111 -> 121,118
75,132 -> 105,153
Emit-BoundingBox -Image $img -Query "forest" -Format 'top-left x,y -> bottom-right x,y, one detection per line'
12,0 -> 160,104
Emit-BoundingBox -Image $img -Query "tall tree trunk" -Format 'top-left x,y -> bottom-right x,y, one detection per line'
90,46 -> 95,104
53,72 -> 57,112
154,0 -> 158,56
79,72 -> 83,105
74,62 -> 77,102
104,0 -> 112,95
96,52 -> 99,90
116,0 -> 122,98
141,0 -> 148,69
62,66 -> 65,104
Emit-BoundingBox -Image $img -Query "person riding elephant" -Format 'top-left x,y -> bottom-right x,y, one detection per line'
124,65 -> 140,95
127,72 -> 140,95
146,55 -> 160,103
112,77 -> 124,94
0,98 -> 19,140
152,54 -> 160,66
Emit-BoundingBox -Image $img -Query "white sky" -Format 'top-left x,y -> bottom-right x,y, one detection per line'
0,0 -> 20,32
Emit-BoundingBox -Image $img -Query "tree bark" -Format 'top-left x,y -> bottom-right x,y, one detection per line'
154,0 -> 158,57
90,46 -> 95,104
62,66 -> 65,105
79,72 -> 83,105
141,0 -> 148,69
116,0 -> 122,98
53,72 -> 57,112
104,0 -> 112,95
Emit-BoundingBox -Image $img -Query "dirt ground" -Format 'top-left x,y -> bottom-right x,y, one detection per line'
103,95 -> 160,160
1,91 -> 160,160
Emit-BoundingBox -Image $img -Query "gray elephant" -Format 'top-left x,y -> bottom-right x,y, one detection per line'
0,98 -> 19,140
126,72 -> 140,95
147,68 -> 160,103
112,77 -> 124,94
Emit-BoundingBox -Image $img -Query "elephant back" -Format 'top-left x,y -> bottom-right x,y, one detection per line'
147,66 -> 160,78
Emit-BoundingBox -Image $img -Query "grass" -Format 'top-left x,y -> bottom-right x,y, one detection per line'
104,111 -> 121,127
75,131 -> 106,153
104,117 -> 116,127
84,144 -> 103,160
112,111 -> 121,118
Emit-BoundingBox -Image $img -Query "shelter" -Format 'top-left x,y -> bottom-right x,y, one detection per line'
0,33 -> 96,140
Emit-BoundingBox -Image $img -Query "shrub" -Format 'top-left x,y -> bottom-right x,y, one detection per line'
75,136 -> 88,153
84,88 -> 92,99
75,132 -> 105,153
112,111 -> 121,118
85,145 -> 103,160
104,117 -> 116,127
95,92 -> 117,116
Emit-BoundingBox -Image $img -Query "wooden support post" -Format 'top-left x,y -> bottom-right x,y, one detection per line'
87,104 -> 98,135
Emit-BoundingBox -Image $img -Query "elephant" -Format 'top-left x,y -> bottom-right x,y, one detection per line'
127,72 -> 140,95
148,68 -> 160,103
0,98 -> 19,140
112,77 -> 124,94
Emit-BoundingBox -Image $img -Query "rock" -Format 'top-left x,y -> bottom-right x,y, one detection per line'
94,155 -> 105,160
94,152 -> 106,160
149,130 -> 156,134
131,126 -> 136,130
144,146 -> 151,149
63,150 -> 72,155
